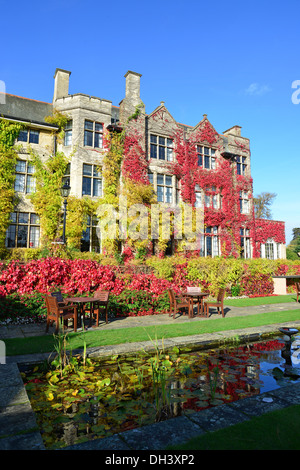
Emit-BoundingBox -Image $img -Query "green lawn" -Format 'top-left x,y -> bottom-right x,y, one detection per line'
168,404 -> 300,450
224,294 -> 297,306
5,307 -> 300,356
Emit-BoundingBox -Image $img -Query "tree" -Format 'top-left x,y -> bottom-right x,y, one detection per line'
253,192 -> 277,219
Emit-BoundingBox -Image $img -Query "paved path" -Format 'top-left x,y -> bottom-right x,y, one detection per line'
1,300 -> 300,450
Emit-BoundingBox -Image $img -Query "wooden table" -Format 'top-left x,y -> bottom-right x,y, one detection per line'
65,297 -> 98,329
184,291 -> 209,317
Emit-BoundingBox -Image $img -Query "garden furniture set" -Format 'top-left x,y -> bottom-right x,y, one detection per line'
45,290 -> 109,333
45,286 -> 225,333
168,287 -> 225,319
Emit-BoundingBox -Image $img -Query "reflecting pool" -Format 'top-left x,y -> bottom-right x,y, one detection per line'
21,333 -> 300,449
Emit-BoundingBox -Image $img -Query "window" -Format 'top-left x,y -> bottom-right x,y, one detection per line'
82,164 -> 102,197
265,240 -> 275,259
64,121 -> 72,146
5,212 -> 40,248
205,186 -> 218,209
14,160 -> 36,194
84,120 -> 103,148
239,191 -> 249,214
200,226 -> 219,257
197,146 -> 216,169
240,228 -> 251,258
150,135 -> 173,161
81,215 -> 101,252
148,172 -> 153,185
17,129 -> 39,144
236,155 -> 247,175
157,174 -> 173,203
195,184 -> 202,208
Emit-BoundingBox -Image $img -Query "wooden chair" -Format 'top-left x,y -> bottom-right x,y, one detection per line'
87,290 -> 110,326
203,288 -> 225,318
296,282 -> 300,303
168,289 -> 191,319
45,295 -> 78,333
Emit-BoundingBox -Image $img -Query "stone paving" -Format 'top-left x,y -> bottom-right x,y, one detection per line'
0,301 -> 300,450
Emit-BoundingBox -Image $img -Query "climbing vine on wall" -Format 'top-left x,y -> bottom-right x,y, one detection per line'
0,120 -> 22,249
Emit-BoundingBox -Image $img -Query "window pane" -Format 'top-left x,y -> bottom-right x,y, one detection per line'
159,146 -> 165,160
198,155 -> 203,166
83,164 -> 92,176
18,130 -> 28,142
17,225 -> 28,248
165,176 -> 172,186
29,226 -> 40,248
157,175 -> 164,185
204,155 -> 210,169
82,177 -> 92,195
150,135 -> 157,143
159,136 -> 165,145
93,178 -> 102,197
206,236 -> 212,256
14,174 -> 25,192
204,147 -> 209,155
95,123 -> 103,132
195,192 -> 201,208
30,213 -> 40,224
91,226 -> 101,252
29,130 -> 39,144
94,133 -> 103,148
167,138 -> 173,148
64,130 -> 72,146
85,120 -> 93,130
27,163 -> 35,174
65,120 -> 72,131
84,130 -> 93,146
26,175 -> 36,194
157,186 -> 164,202
165,187 -> 172,203
81,227 -> 90,252
19,213 -> 29,224
16,160 -> 26,172
150,144 -> 157,158
5,225 -> 16,248
211,157 -> 216,169
167,147 -> 173,161
148,173 -> 153,184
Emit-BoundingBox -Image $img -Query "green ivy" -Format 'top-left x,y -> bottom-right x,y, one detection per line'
0,120 -> 23,248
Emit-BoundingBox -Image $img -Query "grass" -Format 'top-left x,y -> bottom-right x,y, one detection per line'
4,306 -> 300,356
168,404 -> 300,450
224,294 -> 297,306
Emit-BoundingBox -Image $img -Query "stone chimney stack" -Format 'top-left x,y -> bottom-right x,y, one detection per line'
53,68 -> 71,102
119,70 -> 145,125
124,71 -> 142,105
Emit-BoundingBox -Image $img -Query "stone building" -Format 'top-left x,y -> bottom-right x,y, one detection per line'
0,68 -> 286,259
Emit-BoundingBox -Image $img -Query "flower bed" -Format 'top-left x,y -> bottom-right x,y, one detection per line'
0,257 -> 300,322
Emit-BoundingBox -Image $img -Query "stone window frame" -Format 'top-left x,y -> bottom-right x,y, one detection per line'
5,212 -> 40,249
82,163 -> 102,197
64,120 -> 72,146
83,120 -> 103,149
81,215 -> 101,253
156,173 -> 173,203
239,190 -> 250,214
236,155 -> 247,176
14,159 -> 36,194
196,145 -> 216,169
17,128 -> 39,145
240,227 -> 251,258
150,134 -> 173,161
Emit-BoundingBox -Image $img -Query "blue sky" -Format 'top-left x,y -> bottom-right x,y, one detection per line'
1,0 -> 299,244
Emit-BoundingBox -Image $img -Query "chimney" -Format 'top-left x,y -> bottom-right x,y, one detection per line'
53,68 -> 71,102
124,70 -> 142,106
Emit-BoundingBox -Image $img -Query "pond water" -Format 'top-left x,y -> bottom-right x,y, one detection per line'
22,333 -> 300,449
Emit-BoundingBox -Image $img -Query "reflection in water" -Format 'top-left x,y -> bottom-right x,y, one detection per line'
23,335 -> 300,449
